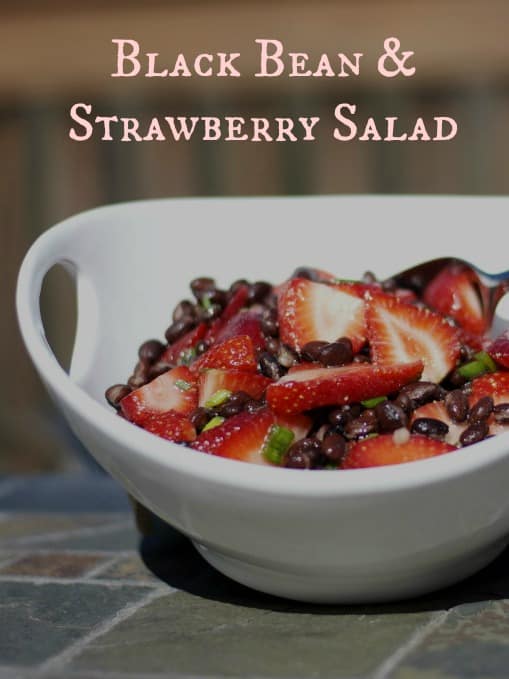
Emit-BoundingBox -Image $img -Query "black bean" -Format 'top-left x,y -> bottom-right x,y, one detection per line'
202,289 -> 228,308
468,396 -> 494,425
448,369 -> 469,388
172,300 -> 196,322
248,281 -> 272,304
190,407 -> 214,432
301,341 -> 328,362
277,344 -> 299,368
264,337 -> 280,354
258,352 -> 285,380
218,391 -> 252,418
381,277 -> 397,292
127,362 -> 148,389
375,401 -> 408,432
148,361 -> 173,380
445,390 -> 469,423
138,339 -> 165,365
344,410 -> 378,440
393,392 -> 413,415
493,403 -> 509,424
399,382 -> 443,408
353,354 -> 370,364
362,271 -> 377,284
283,438 -> 322,469
261,314 -> 279,338
195,340 -> 210,356
201,302 -> 223,320
460,421 -> 489,447
317,338 -> 353,367
190,277 -> 216,298
165,317 -> 195,344
459,344 -> 476,362
321,433 -> 347,465
265,294 -> 279,311
292,266 -> 319,281
411,418 -> 449,439
245,399 -> 265,414
328,404 -> 362,428
105,384 -> 131,409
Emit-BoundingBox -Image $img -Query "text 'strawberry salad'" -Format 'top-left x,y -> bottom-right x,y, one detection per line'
105,266 -> 509,469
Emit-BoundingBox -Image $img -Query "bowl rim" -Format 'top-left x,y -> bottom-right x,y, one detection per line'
16,195 -> 509,498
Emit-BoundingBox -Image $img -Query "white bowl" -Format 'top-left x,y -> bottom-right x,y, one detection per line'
16,195 -> 509,603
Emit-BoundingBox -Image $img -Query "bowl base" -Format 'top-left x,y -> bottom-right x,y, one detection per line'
193,538 -> 508,604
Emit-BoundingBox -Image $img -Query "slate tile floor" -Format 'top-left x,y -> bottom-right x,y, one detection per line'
1,475 -> 509,678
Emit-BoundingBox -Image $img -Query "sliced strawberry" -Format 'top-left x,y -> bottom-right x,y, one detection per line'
192,408 -> 274,465
190,335 -> 257,374
275,412 -> 312,440
411,401 -> 465,446
278,278 -> 366,354
205,284 -> 250,344
198,368 -> 272,406
266,361 -> 423,415
160,322 -> 207,365
213,311 -> 265,351
486,330 -> 509,369
423,265 -> 487,336
366,293 -> 460,383
469,372 -> 509,405
342,433 -> 456,469
142,410 -> 196,443
120,366 -> 198,424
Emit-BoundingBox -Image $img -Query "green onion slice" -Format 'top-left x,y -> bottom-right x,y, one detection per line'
474,351 -> 497,373
361,396 -> 387,408
202,416 -> 225,432
179,347 -> 197,365
457,359 -> 487,380
262,425 -> 295,465
204,389 -> 232,408
175,379 -> 192,392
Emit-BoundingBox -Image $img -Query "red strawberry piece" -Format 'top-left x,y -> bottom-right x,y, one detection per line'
142,410 -> 196,443
366,293 -> 460,383
160,322 -> 207,365
342,433 -> 456,469
278,278 -> 366,354
275,412 -> 312,440
205,284 -> 250,344
423,264 -> 488,336
486,330 -> 509,369
469,371 -> 509,405
120,366 -> 198,424
190,335 -> 257,374
411,401 -> 465,446
192,408 -> 274,465
266,360 -> 423,415
198,369 -> 272,406
213,311 -> 265,351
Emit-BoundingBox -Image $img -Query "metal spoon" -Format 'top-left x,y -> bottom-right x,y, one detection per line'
387,257 -> 509,329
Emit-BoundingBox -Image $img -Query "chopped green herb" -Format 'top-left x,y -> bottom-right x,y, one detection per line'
365,433 -> 379,439
333,278 -> 359,285
202,416 -> 225,432
201,295 -> 212,311
457,359 -> 487,380
361,396 -> 387,408
262,425 -> 294,465
474,351 -> 497,373
204,389 -> 232,408
175,379 -> 192,392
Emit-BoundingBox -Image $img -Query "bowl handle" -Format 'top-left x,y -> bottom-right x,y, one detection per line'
16,222 -> 100,386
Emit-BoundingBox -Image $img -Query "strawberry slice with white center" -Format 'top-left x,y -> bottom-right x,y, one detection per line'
341,433 -> 456,469
411,401 -> 465,446
192,408 -> 275,465
266,360 -> 423,415
142,410 -> 196,443
423,264 -> 487,336
278,278 -> 366,354
366,293 -> 460,383
198,369 -> 272,406
190,335 -> 258,374
120,365 -> 198,424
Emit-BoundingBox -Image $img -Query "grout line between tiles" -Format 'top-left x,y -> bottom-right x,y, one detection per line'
83,554 -> 124,579
0,574 -> 160,588
4,519 -> 134,547
34,587 -> 173,678
370,608 -> 451,679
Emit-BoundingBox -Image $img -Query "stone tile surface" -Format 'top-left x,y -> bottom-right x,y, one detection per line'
0,582 -> 149,666
97,555 -> 158,583
0,515 -> 108,543
46,523 -> 139,552
0,552 -> 105,578
392,600 -> 509,679
72,590 -> 434,677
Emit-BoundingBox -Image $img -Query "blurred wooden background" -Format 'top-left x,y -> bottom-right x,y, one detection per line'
2,0 -> 509,473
